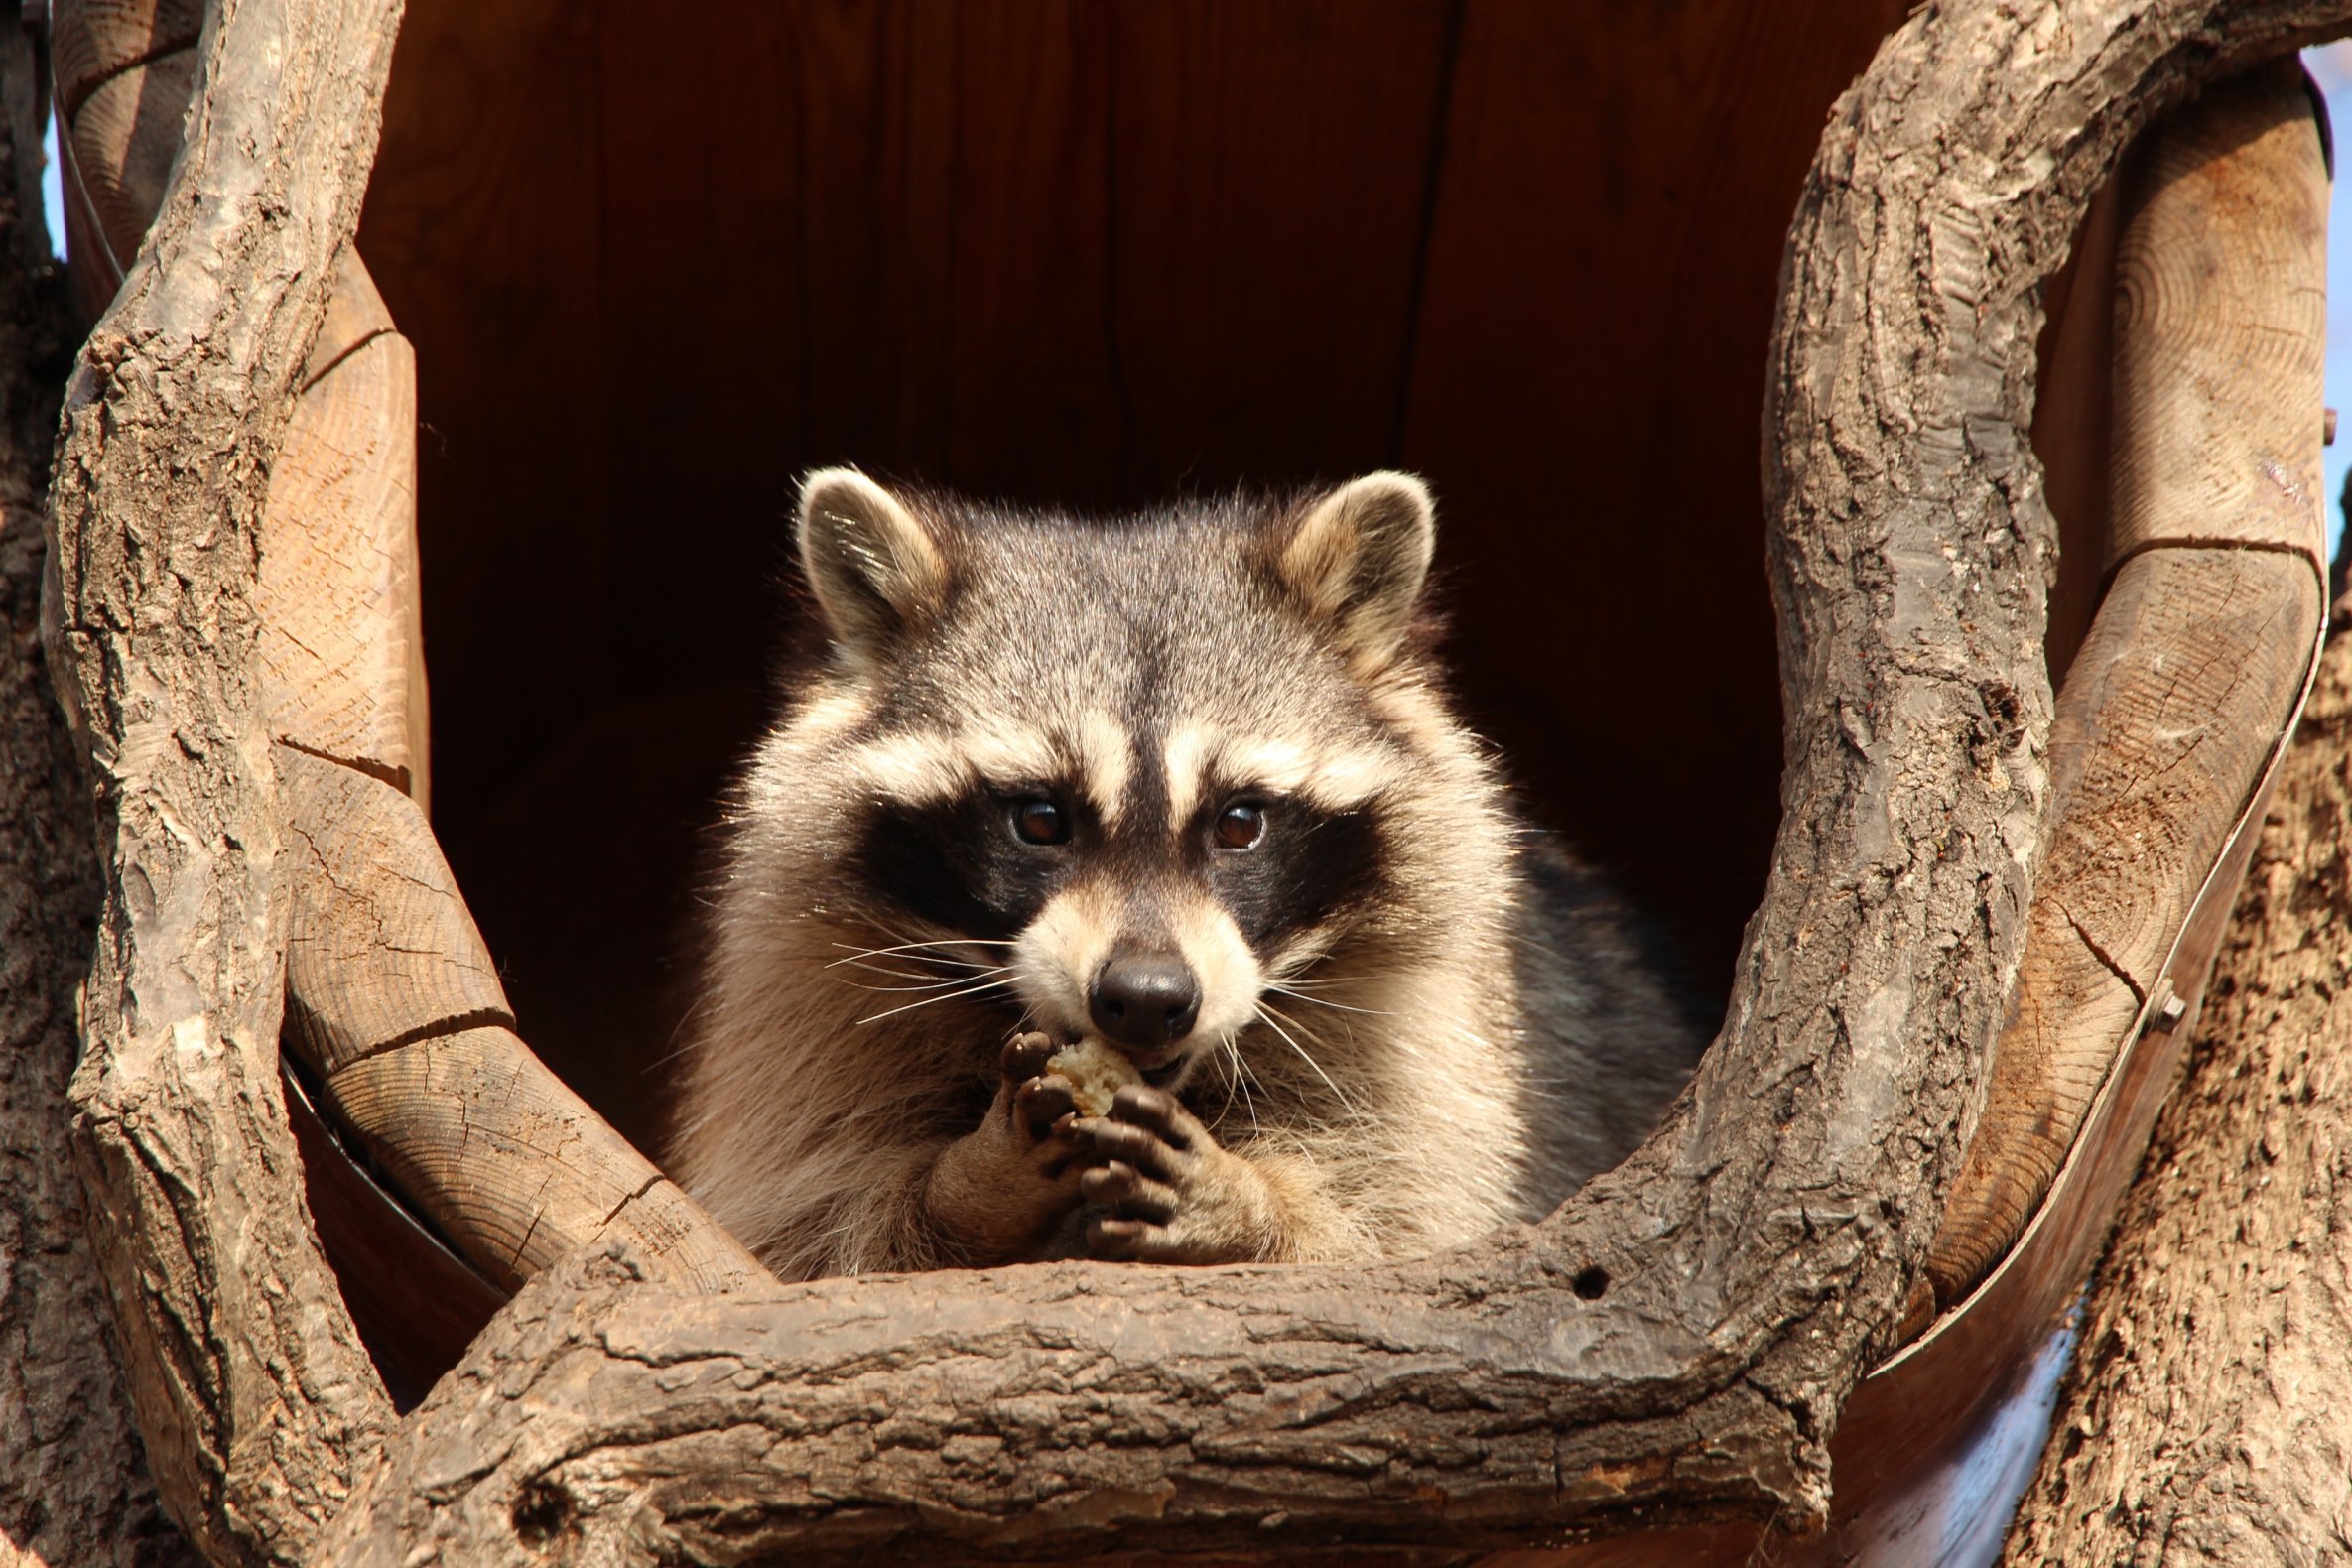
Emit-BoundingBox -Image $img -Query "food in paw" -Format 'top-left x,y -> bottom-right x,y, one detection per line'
1047,1036 -> 1141,1116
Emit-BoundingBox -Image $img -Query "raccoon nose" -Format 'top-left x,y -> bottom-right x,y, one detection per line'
1089,953 -> 1201,1051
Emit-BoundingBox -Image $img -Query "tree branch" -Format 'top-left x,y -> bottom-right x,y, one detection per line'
45,0 -> 407,1561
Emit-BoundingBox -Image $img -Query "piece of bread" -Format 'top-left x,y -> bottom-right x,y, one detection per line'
1047,1036 -> 1141,1116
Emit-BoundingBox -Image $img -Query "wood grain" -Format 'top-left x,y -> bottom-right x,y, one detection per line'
324,1026 -> 764,1294
277,745 -> 510,1076
48,0 -> 200,122
1924,63 -> 2329,1312
63,54 -> 196,271
256,278 -> 423,792
282,1063 -> 506,1413
2108,67 -> 2331,568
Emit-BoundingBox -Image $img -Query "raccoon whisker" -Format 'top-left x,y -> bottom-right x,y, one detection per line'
832,936 -> 1020,957
853,974 -> 1025,1026
1225,1034 -> 1262,1137
826,943 -> 1007,971
1264,983 -> 1390,1018
1203,1038 -> 1241,1133
1252,1002 -> 1358,1116
828,954 -> 981,980
843,965 -> 1019,994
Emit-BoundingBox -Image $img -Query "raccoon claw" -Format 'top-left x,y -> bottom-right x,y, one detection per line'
1106,1085 -> 1195,1148
1013,1074 -> 1079,1143
1083,1114 -> 1180,1179
1085,1215 -> 1157,1259
1080,1158 -> 1178,1223
1001,1031 -> 1057,1085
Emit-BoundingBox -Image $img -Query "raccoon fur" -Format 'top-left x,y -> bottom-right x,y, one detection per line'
666,468 -> 1708,1278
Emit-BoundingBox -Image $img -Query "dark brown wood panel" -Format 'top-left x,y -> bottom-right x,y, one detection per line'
1092,0 -> 1458,493
1400,0 -> 1912,977
357,0 -> 612,828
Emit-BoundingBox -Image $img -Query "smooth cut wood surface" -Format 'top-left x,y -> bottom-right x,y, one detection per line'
1929,549 -> 2320,1303
48,0 -> 201,121
281,1065 -> 506,1412
272,740 -> 765,1301
256,278 -> 425,794
1924,62 -> 2329,1310
277,745 -> 510,1075
2107,66 -> 2332,569
325,1025 -> 764,1293
62,57 -> 196,282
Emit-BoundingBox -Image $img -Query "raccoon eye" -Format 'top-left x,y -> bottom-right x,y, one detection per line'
1011,798 -> 1070,846
1215,802 -> 1266,850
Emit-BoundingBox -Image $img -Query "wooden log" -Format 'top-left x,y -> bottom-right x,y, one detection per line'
61,56 -> 196,272
1922,61 -> 2329,1313
256,276 -> 424,794
2106,68 -> 2332,572
48,0 -> 201,125
44,0 -> 410,1560
272,743 -> 763,1294
276,745 -> 509,1074
325,1026 -> 764,1294
281,1063 -> 506,1413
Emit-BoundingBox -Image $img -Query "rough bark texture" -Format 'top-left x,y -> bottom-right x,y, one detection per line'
42,0 -> 405,1563
2000,593 -> 2352,1563
308,4 -> 2352,1561
0,10 -> 188,1563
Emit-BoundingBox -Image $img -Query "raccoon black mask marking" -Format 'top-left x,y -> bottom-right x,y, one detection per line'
667,468 -> 1708,1277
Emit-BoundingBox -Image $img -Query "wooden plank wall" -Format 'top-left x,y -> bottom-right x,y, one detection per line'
356,0 -> 1915,1148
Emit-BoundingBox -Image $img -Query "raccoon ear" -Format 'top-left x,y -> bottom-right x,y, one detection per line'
796,468 -> 951,661
1275,471 -> 1436,667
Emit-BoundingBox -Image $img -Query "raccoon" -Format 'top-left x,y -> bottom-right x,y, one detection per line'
666,468 -> 1708,1278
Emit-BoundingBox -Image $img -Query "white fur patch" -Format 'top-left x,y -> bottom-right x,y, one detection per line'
1169,894 -> 1262,1043
839,719 -> 1072,806
1012,883 -> 1120,1037
1078,709 -> 1135,828
841,730 -> 968,803
1163,724 -> 1213,825
959,720 -> 1058,786
1166,727 -> 1402,820
791,687 -> 871,741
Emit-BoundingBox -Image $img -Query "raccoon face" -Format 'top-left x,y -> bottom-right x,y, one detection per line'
780,466 -> 1465,1089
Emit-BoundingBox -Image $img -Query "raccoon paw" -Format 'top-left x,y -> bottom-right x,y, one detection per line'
1079,1085 -> 1282,1264
917,1034 -> 1091,1265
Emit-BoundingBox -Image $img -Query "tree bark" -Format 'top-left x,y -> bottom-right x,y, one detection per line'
42,0 -> 406,1563
2001,588 -> 2352,1562
310,3 -> 2352,1561
0,9 -> 189,1563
